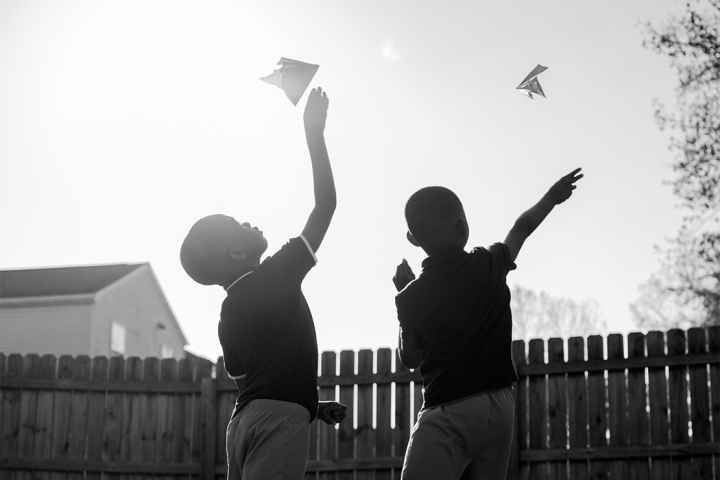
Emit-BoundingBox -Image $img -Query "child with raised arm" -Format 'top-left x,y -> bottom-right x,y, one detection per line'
180,87 -> 346,480
393,168 -> 583,480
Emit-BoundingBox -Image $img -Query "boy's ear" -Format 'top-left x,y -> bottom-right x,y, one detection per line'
406,231 -> 421,247
229,250 -> 248,262
457,218 -> 469,244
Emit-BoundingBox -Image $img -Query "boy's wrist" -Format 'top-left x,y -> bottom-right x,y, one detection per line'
540,191 -> 557,207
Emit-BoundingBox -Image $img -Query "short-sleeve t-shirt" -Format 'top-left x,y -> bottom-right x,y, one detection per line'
395,243 -> 518,408
219,236 -> 319,420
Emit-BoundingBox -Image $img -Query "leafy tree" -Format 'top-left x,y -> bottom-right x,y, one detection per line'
633,0 -> 720,328
511,286 -> 606,340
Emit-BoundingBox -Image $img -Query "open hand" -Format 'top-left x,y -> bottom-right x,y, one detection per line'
304,87 -> 329,134
393,259 -> 416,291
546,168 -> 583,205
317,401 -> 347,425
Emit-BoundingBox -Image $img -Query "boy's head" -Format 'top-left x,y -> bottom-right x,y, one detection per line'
405,186 -> 469,254
180,214 -> 268,286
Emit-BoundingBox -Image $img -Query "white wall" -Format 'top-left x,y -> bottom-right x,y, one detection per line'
91,266 -> 185,358
0,302 -> 92,355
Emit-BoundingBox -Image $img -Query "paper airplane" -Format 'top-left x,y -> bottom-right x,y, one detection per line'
261,58 -> 319,105
516,64 -> 548,99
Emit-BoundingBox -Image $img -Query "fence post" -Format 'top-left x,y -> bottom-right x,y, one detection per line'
201,377 -> 217,480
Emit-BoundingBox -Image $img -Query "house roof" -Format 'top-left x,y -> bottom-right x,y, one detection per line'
0,263 -> 145,298
0,263 -> 187,345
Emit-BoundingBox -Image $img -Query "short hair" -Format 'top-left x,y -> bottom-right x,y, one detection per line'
180,214 -> 238,285
405,186 -> 465,238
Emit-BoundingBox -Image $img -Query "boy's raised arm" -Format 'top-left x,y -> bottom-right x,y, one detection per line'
301,87 -> 336,252
504,168 -> 583,262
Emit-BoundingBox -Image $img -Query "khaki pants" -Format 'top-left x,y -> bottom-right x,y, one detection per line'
226,399 -> 310,480
401,387 -> 515,480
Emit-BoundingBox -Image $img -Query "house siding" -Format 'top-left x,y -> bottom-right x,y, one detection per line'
91,266 -> 185,358
0,303 -> 92,355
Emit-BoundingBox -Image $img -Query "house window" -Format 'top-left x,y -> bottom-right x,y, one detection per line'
161,344 -> 174,359
111,322 -> 126,355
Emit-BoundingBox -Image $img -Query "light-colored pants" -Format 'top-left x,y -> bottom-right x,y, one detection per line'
226,399 -> 310,480
401,387 -> 515,480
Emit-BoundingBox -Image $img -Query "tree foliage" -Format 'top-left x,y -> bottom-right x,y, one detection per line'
633,0 -> 720,328
511,286 -> 606,339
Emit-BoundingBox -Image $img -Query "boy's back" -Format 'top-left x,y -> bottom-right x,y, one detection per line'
395,243 -> 517,407
395,170 -> 582,480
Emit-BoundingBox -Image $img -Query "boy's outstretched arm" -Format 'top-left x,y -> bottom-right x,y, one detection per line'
504,168 -> 583,262
301,87 -> 336,252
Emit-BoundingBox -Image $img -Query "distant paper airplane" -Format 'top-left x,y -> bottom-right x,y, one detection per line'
516,64 -> 548,99
261,58 -> 319,105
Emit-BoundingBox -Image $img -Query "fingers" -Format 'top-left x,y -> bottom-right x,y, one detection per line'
563,168 -> 583,184
309,87 -> 329,104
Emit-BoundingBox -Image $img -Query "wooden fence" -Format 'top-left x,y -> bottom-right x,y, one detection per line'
0,327 -> 719,479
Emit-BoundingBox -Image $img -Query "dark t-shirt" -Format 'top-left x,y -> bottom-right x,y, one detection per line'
395,243 -> 518,408
219,236 -> 319,421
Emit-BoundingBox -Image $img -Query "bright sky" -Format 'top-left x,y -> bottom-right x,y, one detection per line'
2,0 -> 686,360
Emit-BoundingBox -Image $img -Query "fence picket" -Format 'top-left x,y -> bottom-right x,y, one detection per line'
687,327 -> 712,479
667,329 -> 690,478
375,348 -> 392,480
607,334 -> 628,479
567,337 -> 588,480
707,326 -> 720,478
338,350 -> 355,480
35,355 -> 56,461
125,357 -> 143,480
141,357 -> 159,463
159,359 -> 178,480
647,331 -> 671,480
357,349 -> 374,480
627,333 -> 650,480
193,360 -> 213,468
86,356 -> 107,480
586,335 -> 607,479
50,355 -> 71,480
178,358 -> 194,464
104,356 -> 125,464
67,356 -> 89,480
547,338 -> 567,480
528,339 -> 549,480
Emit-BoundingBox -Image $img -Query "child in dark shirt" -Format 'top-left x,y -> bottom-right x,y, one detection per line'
393,168 -> 583,480
180,88 -> 346,480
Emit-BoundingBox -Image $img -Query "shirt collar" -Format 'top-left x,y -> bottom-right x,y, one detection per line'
225,270 -> 254,292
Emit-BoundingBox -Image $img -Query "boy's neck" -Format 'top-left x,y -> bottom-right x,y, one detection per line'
221,263 -> 258,290
425,246 -> 465,258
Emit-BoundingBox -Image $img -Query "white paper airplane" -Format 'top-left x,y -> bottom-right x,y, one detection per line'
516,64 -> 548,99
261,58 -> 319,105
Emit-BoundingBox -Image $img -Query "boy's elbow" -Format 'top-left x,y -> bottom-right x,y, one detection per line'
512,215 -> 532,235
317,196 -> 336,217
399,349 -> 422,369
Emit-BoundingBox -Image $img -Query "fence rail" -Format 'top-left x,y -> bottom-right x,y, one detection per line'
0,326 -> 719,479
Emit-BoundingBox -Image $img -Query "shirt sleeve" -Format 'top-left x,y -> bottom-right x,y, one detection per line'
395,293 -> 410,329
267,236 -> 317,282
488,242 -> 517,283
218,315 -> 246,378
